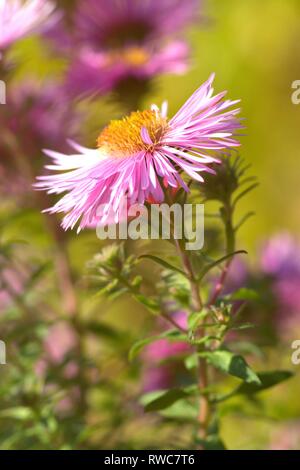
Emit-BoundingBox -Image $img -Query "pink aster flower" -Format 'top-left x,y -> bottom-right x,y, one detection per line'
45,0 -> 200,98
66,41 -> 189,99
0,0 -> 56,54
36,74 -> 242,231
74,0 -> 200,49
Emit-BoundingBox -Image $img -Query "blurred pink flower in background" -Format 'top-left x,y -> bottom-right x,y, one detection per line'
43,321 -> 77,364
1,81 -> 82,152
270,422 -> 300,450
66,41 -> 189,99
35,322 -> 80,415
0,0 -> 56,55
0,81 -> 83,197
219,234 -> 300,336
143,311 -> 190,392
261,233 -> 300,279
45,0 -> 201,98
224,258 -> 249,292
0,164 -> 27,198
0,265 -> 25,312
74,0 -> 200,48
209,257 -> 249,299
36,74 -> 241,231
260,233 -> 300,332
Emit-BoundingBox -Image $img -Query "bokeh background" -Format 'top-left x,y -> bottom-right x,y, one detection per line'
0,0 -> 300,450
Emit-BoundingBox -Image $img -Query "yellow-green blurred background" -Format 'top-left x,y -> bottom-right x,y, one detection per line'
155,0 -> 300,254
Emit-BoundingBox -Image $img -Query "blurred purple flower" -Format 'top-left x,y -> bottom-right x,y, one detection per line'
44,322 -> 77,364
0,265 -> 25,312
74,0 -> 200,49
224,258 -> 249,292
4,81 -> 82,151
0,0 -> 56,55
143,311 -> 190,392
46,0 -> 200,99
0,81 -> 83,197
261,233 -> 300,279
210,257 -> 249,298
260,233 -> 300,331
66,41 -> 189,98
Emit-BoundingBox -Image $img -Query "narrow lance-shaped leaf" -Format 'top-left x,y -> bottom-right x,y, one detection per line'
199,350 -> 261,385
197,250 -> 247,282
235,370 -> 293,395
142,385 -> 199,413
129,329 -> 187,361
233,182 -> 259,208
226,288 -> 260,302
213,370 -> 293,403
197,435 -> 227,451
143,389 -> 190,412
0,407 -> 35,421
139,254 -> 187,277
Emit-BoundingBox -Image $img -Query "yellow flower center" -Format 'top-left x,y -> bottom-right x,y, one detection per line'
97,110 -> 168,158
105,47 -> 149,68
122,47 -> 149,66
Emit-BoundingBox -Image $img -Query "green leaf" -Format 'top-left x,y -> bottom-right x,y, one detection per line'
25,262 -> 51,290
231,322 -> 255,331
0,407 -> 34,421
184,354 -> 198,370
189,334 -> 219,346
235,370 -> 293,395
84,321 -> 121,341
188,310 -> 209,331
234,211 -> 255,231
213,370 -> 293,403
226,341 -> 264,359
197,434 -> 227,450
143,388 -> 190,412
233,182 -> 259,207
228,288 -> 260,302
139,254 -> 186,277
96,278 -> 119,296
199,350 -> 261,384
160,399 -> 197,421
197,250 -> 247,281
131,275 -> 143,288
133,294 -> 160,313
129,329 -> 186,361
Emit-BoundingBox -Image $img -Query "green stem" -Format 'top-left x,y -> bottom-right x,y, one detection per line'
120,273 -> 187,334
209,199 -> 235,305
174,239 -> 210,443
164,187 -> 209,444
